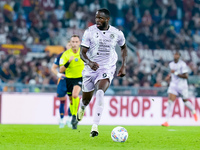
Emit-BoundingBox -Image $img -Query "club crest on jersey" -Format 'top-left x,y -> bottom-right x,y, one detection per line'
75,58 -> 78,62
103,73 -> 107,78
110,34 -> 115,39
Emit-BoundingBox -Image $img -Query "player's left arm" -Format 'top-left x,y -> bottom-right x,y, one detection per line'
176,62 -> 188,79
51,64 -> 65,78
177,73 -> 188,79
117,44 -> 127,77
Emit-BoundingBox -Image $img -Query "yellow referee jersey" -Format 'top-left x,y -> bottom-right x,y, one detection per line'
60,48 -> 84,78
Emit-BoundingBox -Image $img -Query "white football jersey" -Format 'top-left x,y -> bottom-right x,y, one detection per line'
169,60 -> 188,87
81,24 -> 125,69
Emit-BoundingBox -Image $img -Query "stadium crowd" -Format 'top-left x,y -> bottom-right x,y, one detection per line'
0,0 -> 200,90
1,0 -> 200,49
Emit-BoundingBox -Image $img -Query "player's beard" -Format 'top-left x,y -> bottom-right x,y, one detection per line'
97,22 -> 107,30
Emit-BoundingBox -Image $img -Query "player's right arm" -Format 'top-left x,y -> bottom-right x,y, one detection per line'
51,55 -> 65,78
80,28 -> 99,71
171,62 -> 188,79
80,46 -> 99,71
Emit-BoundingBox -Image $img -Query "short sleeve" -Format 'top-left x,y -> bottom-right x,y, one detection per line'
81,29 -> 90,48
59,53 -> 67,66
54,58 -> 58,65
182,62 -> 188,73
169,62 -> 172,70
117,30 -> 125,47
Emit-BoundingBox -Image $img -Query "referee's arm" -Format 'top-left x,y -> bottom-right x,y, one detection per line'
59,56 -> 74,73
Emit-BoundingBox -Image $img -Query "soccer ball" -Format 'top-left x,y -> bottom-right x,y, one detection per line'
111,126 -> 128,142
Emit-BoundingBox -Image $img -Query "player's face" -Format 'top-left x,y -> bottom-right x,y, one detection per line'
66,42 -> 71,50
70,37 -> 80,51
95,11 -> 109,30
174,52 -> 180,62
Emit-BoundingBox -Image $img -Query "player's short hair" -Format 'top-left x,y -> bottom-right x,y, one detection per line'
174,50 -> 181,56
97,8 -> 110,18
71,34 -> 80,39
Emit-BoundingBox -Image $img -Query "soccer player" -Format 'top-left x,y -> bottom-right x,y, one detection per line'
60,35 -> 84,129
162,51 -> 198,127
51,41 -> 72,128
77,8 -> 127,137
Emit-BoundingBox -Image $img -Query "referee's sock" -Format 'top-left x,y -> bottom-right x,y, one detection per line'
72,97 -> 80,116
69,101 -> 73,116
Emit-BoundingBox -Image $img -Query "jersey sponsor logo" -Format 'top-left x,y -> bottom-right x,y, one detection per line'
110,34 -> 115,39
75,58 -> 78,62
96,33 -> 99,38
103,73 -> 107,78
59,58 -> 63,64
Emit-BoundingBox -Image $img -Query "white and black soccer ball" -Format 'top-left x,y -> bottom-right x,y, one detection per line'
111,126 -> 128,142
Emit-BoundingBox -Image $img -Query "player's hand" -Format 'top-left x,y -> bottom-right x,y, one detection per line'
117,66 -> 126,77
60,74 -> 66,79
171,70 -> 175,73
57,72 -> 66,79
165,74 -> 171,81
88,61 -> 99,71
69,56 -> 74,62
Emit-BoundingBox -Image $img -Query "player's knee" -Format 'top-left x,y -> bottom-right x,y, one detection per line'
183,99 -> 187,102
96,90 -> 104,106
82,99 -> 89,106
59,96 -> 66,101
60,100 -> 65,104
72,94 -> 79,99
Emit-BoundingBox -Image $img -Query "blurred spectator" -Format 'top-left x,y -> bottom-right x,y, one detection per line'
89,0 -> 100,13
54,5 -> 65,21
193,30 -> 200,44
0,62 -> 12,82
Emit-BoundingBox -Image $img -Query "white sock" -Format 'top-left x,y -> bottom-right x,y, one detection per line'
92,124 -> 98,128
80,98 -> 86,110
166,100 -> 173,122
184,101 -> 196,114
93,90 -> 104,125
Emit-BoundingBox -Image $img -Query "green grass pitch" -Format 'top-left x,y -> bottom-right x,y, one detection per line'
0,125 -> 200,150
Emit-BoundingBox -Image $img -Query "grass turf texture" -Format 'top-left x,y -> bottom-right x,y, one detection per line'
0,125 -> 200,150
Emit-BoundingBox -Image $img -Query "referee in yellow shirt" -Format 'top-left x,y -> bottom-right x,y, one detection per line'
60,35 -> 84,129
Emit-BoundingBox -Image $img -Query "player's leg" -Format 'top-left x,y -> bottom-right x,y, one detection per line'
72,85 -> 81,116
57,79 -> 67,128
59,97 -> 66,128
90,78 -> 110,137
162,93 -> 176,127
66,78 -> 74,121
77,72 -> 95,121
181,89 -> 198,121
66,107 -> 72,128
68,96 -> 73,115
71,85 -> 81,129
183,98 -> 198,121
77,90 -> 94,121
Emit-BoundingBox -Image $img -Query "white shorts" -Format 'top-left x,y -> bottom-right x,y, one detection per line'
167,84 -> 189,99
82,65 -> 116,92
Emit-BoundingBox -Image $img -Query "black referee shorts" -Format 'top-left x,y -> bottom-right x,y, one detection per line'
66,77 -> 82,96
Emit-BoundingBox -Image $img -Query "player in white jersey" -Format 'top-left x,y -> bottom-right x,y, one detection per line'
77,8 -> 127,137
162,51 -> 198,127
